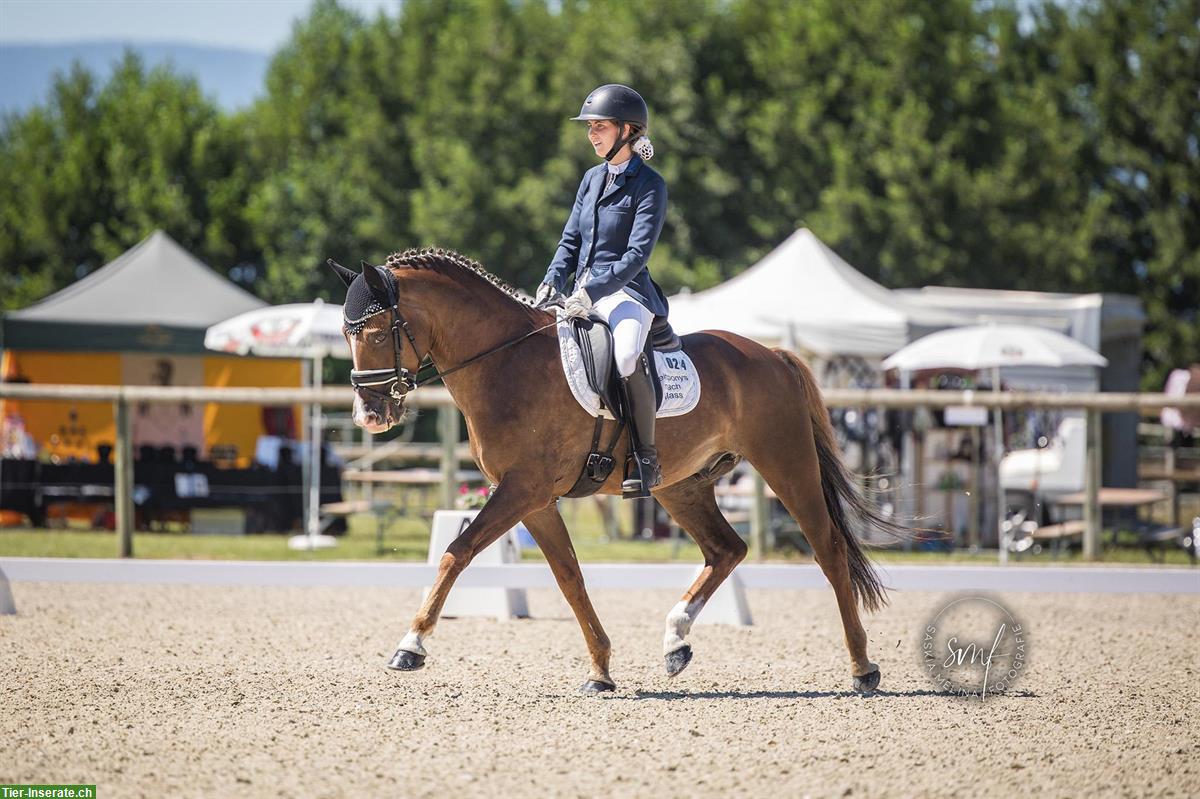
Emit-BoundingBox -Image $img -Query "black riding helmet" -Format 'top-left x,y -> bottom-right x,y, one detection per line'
571,84 -> 648,162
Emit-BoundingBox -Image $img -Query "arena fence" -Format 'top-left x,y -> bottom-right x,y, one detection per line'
2,557 -> 1197,594
2,383 -> 1197,562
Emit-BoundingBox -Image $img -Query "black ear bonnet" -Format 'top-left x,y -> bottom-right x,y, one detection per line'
343,266 -> 399,335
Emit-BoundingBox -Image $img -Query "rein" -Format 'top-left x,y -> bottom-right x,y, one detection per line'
349,296 -> 558,402
426,317 -> 560,385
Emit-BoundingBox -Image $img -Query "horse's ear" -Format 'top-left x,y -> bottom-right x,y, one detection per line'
326,259 -> 357,288
361,261 -> 393,301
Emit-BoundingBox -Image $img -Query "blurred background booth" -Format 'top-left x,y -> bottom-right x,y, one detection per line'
0,230 -> 339,532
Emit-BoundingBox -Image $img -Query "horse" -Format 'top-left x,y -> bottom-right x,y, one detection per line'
330,247 -> 901,694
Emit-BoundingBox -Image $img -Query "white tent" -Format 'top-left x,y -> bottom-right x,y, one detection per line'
667,228 -> 966,356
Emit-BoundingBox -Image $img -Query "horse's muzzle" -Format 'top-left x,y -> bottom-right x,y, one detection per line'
353,393 -> 404,433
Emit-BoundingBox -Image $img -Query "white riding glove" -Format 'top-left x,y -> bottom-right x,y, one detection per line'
561,286 -> 593,320
534,282 -> 556,307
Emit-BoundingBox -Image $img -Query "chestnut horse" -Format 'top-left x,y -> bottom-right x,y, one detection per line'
332,248 -> 899,694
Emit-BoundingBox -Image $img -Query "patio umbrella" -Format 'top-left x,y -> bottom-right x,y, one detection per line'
882,324 -> 1107,563
205,299 -> 350,550
881,323 -> 1107,371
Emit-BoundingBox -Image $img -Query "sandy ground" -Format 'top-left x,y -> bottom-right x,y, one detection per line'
1,580 -> 1197,798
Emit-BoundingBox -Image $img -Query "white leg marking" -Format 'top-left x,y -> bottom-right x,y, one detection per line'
663,599 -> 705,655
397,630 -> 427,657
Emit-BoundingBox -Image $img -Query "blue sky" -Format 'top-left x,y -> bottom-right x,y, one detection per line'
0,0 -> 398,53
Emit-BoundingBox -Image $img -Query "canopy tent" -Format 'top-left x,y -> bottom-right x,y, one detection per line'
0,230 -> 265,353
1,231 -> 302,467
667,228 -> 967,357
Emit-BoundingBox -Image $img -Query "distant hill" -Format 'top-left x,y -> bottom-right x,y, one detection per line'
0,41 -> 270,115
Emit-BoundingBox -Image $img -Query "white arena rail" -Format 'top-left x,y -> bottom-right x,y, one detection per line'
1,558 -> 1195,594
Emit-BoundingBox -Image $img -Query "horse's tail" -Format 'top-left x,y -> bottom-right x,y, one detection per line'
775,348 -> 902,613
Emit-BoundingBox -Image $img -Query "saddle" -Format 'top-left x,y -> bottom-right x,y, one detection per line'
569,314 -> 682,415
564,314 -> 682,498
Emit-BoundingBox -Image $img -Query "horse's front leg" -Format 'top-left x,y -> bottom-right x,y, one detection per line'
387,475 -> 546,671
522,503 -> 615,693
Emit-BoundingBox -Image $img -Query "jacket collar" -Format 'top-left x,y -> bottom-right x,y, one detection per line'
600,155 -> 642,200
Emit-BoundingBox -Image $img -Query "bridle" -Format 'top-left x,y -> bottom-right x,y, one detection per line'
346,297 -> 423,403
345,275 -> 559,404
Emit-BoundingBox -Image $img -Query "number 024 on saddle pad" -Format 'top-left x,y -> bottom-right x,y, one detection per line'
556,315 -> 701,419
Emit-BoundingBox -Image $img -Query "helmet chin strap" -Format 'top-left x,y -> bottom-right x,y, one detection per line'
604,122 -> 636,162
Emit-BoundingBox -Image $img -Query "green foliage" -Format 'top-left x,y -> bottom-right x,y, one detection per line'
240,0 -> 416,302
1056,0 -> 1200,388
2,0 -> 1196,386
0,54 -> 253,309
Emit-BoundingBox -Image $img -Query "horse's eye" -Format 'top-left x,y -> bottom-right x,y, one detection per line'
371,331 -> 388,345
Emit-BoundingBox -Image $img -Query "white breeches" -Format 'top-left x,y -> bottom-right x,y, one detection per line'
592,289 -> 654,377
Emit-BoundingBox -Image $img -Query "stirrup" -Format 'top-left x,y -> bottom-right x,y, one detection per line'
621,449 -> 661,499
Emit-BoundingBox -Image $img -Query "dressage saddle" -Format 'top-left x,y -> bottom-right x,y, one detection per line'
569,313 -> 682,416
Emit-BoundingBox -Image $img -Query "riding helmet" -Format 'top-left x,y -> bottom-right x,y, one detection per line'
571,84 -> 649,129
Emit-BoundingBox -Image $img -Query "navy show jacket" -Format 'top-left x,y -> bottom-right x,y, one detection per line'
543,155 -> 670,318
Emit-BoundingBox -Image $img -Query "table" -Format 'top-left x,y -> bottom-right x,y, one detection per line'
1046,488 -> 1174,559
1054,488 -> 1167,507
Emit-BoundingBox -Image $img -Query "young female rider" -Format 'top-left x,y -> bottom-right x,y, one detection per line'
535,84 -> 670,498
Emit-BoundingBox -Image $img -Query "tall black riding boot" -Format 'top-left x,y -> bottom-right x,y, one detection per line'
619,353 -> 662,498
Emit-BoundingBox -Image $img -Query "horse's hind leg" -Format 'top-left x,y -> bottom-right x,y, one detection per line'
742,417 -> 879,692
652,478 -> 748,678
522,503 -> 615,693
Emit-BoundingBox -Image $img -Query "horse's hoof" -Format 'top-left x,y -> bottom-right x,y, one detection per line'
386,649 -> 426,671
579,679 -> 616,695
664,644 -> 693,678
852,667 -> 881,694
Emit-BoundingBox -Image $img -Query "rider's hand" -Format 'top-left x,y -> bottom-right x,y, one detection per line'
534,282 -> 556,308
562,286 -> 593,320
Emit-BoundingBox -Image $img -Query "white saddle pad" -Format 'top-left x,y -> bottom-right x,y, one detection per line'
557,319 -> 701,420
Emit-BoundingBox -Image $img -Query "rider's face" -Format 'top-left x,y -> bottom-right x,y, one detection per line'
586,119 -> 626,157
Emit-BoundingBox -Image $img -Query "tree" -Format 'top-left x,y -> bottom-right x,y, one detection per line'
241,0 -> 415,302
1056,0 -> 1200,387
0,53 -> 252,310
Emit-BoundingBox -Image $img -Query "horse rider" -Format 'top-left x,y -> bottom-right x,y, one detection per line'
535,84 -> 670,498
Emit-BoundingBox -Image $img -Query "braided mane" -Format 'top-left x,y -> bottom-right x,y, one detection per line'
386,247 -> 534,307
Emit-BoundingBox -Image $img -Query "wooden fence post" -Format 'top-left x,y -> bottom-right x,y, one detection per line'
439,403 -> 459,509
113,396 -> 134,558
750,469 -> 768,561
1083,408 -> 1102,560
